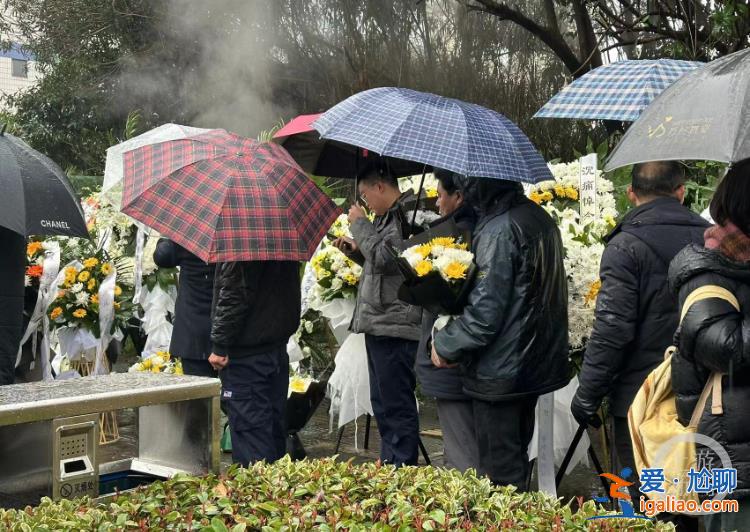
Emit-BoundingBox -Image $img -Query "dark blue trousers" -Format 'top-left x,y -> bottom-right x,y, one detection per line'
365,334 -> 420,466
219,346 -> 288,467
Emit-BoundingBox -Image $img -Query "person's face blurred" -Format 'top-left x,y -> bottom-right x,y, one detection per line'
436,181 -> 463,217
358,180 -> 392,216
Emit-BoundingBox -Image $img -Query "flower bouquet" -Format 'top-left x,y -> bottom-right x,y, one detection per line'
48,256 -> 131,340
396,227 -> 476,316
128,350 -> 184,375
25,240 -> 46,289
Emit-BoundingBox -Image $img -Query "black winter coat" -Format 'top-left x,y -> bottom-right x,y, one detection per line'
153,239 -> 215,360
0,228 -> 24,385
577,198 -> 708,417
415,204 -> 477,401
211,260 -> 300,358
670,244 -> 750,499
433,191 -> 570,401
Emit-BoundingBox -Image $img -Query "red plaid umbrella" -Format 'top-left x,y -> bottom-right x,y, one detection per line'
121,129 -> 340,263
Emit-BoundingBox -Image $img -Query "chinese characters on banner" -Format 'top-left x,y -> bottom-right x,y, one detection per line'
579,153 -> 598,224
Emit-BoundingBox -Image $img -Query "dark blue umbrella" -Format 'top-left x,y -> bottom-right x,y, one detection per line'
313,87 -> 552,184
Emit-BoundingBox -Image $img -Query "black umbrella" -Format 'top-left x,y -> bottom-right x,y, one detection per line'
272,113 -> 426,179
0,130 -> 88,238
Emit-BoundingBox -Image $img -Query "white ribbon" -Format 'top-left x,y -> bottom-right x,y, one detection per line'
93,268 -> 117,375
139,284 -> 175,358
132,224 -> 147,306
15,242 -> 61,381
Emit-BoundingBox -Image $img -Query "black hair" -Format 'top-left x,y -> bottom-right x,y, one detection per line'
631,161 -> 685,197
357,161 -> 398,189
456,176 -> 522,213
434,168 -> 460,195
710,159 -> 750,235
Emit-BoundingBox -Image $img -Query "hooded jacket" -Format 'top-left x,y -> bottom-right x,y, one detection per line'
433,187 -> 570,401
669,244 -> 750,499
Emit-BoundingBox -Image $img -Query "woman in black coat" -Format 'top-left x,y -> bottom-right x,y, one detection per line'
154,239 -> 217,378
669,159 -> 750,532
414,170 -> 478,471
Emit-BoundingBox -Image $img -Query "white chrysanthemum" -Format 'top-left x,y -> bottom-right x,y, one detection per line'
70,283 -> 84,294
402,248 -> 424,268
74,292 -> 90,307
331,277 -> 344,291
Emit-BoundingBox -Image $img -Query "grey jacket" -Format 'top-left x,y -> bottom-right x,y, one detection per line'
348,193 -> 422,341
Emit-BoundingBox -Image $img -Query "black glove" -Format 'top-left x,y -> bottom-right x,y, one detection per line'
570,391 -> 602,428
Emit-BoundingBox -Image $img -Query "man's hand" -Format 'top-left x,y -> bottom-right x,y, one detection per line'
431,344 -> 458,369
209,353 -> 228,371
332,236 -> 358,254
570,392 -> 602,428
348,204 -> 367,223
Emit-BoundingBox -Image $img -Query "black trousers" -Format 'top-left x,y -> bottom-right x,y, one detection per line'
365,334 -> 420,466
219,346 -> 288,467
472,395 -> 538,491
181,358 -> 218,378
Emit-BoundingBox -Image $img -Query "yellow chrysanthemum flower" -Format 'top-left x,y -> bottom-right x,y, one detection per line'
114,302 -> 121,310
27,241 -> 43,257
50,307 -> 63,320
425,187 -> 438,198
430,237 -> 457,248
151,365 -> 161,373
77,270 -> 90,282
553,184 -> 566,198
414,243 -> 432,258
443,261 -> 468,280
529,191 -> 542,205
289,376 -> 309,394
90,294 -> 99,305
344,273 -> 359,286
540,191 -> 554,203
83,258 -> 99,269
415,260 -> 433,277
100,263 -> 113,276
142,358 -> 152,369
114,285 -> 122,297
87,278 -> 97,291
72,308 -> 87,319
565,187 -> 579,201
584,279 -> 602,306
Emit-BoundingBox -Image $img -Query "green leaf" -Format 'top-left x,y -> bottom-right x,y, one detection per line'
210,517 -> 229,532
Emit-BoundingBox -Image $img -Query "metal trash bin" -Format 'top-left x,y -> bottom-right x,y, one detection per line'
0,373 -> 221,508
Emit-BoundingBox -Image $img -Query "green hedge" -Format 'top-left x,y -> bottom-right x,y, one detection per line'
68,175 -> 103,196
0,458 -> 671,531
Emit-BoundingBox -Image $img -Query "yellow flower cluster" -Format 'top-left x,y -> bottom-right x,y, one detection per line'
584,279 -> 602,306
27,241 -> 43,258
289,375 -> 313,394
529,185 -> 578,205
129,351 -> 184,375
401,237 -> 473,284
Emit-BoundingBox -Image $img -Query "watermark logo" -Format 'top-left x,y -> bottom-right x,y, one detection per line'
589,433 -> 739,519
588,467 -> 650,521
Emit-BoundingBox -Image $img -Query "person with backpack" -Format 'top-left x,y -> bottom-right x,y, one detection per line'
669,160 -> 750,532
571,161 -> 709,497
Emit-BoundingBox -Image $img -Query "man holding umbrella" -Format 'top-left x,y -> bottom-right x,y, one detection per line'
430,177 -> 570,490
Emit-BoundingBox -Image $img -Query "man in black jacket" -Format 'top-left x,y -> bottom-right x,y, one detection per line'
153,239 -> 216,377
571,161 -> 709,494
208,260 -> 301,466
431,177 -> 570,490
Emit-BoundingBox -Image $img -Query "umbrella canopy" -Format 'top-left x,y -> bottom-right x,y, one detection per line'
121,129 -> 340,263
273,113 -> 426,178
606,49 -> 750,170
0,133 -> 87,238
313,87 -> 552,183
535,59 -> 701,122
103,123 -> 214,194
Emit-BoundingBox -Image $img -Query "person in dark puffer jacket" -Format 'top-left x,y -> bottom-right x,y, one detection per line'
414,169 -> 478,472
208,260 -> 301,467
669,160 -> 750,532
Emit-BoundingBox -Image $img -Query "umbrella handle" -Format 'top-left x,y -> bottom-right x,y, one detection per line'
410,165 -> 428,230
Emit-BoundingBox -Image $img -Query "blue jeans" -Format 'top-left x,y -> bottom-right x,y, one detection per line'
365,334 -> 420,466
219,346 -> 288,466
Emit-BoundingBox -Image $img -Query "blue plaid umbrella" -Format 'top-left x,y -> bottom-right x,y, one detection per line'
534,59 -> 701,122
313,87 -> 552,184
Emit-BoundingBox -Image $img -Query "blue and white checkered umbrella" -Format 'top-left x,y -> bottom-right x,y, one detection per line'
313,87 -> 552,184
534,59 -> 701,122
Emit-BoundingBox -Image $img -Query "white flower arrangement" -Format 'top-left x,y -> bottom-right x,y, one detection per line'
527,161 -> 619,348
399,173 -> 439,199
